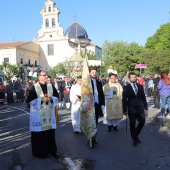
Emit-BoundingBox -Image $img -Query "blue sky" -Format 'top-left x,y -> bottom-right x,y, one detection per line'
0,0 -> 169,47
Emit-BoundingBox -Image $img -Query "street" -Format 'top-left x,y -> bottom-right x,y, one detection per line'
0,97 -> 170,170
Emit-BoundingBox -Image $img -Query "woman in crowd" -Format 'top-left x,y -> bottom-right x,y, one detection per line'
158,72 -> 170,118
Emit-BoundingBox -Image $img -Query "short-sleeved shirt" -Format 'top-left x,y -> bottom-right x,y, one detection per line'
138,78 -> 145,87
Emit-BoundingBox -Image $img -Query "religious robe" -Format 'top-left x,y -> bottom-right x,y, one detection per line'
70,83 -> 81,132
80,58 -> 97,142
27,82 -> 59,158
103,82 -> 123,126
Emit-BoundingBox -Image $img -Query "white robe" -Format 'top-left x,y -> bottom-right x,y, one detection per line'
70,83 -> 81,132
29,96 -> 58,132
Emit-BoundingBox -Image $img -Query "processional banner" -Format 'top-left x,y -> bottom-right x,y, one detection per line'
80,57 -> 97,141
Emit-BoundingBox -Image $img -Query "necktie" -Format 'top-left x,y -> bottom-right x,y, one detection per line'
133,84 -> 138,95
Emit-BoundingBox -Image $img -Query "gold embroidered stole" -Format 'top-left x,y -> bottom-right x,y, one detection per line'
34,82 -> 53,130
103,83 -> 123,120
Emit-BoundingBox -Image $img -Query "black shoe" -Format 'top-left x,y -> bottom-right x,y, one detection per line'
108,125 -> 112,132
93,139 -> 98,144
74,131 -> 80,134
133,141 -> 138,146
152,106 -> 157,108
113,126 -> 118,131
51,153 -> 59,159
137,137 -> 141,143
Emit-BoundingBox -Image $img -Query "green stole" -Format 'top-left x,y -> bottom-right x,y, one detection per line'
34,82 -> 53,130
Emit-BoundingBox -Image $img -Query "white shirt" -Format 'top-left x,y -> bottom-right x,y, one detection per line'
92,79 -> 99,104
130,83 -> 138,95
54,83 -> 58,90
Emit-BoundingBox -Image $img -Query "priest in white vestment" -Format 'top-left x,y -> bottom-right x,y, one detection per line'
70,76 -> 82,133
27,70 -> 59,159
103,73 -> 123,132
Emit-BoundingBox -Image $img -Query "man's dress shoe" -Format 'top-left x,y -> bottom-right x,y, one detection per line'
51,153 -> 59,159
93,139 -> 98,144
137,137 -> 141,143
133,141 -> 138,146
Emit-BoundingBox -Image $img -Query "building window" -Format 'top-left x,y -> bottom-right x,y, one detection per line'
52,18 -> 55,27
35,60 -> 37,66
49,7 -> 51,12
28,59 -> 31,65
20,58 -> 23,64
48,44 -> 54,56
46,19 -> 49,27
4,58 -> 9,63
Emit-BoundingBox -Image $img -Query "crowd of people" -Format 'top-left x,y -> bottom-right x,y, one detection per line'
0,69 -> 170,159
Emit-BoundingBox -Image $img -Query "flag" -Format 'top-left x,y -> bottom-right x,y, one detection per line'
80,57 -> 97,141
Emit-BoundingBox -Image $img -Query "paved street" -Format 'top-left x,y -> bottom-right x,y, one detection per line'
0,97 -> 170,170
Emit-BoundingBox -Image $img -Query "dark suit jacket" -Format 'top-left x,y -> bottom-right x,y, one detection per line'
91,79 -> 105,106
122,83 -> 148,114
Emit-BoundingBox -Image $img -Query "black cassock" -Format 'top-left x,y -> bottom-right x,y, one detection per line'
27,82 -> 59,158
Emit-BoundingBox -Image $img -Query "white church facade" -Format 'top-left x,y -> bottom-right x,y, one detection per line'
0,0 -> 102,70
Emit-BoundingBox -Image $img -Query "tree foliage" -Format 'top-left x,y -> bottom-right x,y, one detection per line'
144,22 -> 170,73
102,41 -> 144,76
0,62 -> 24,80
141,49 -> 170,74
145,23 -> 170,51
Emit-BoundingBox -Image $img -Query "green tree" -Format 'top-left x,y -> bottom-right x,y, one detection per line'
145,22 -> 170,51
0,62 -> 24,80
141,49 -> 170,73
102,41 -> 144,76
144,22 -> 170,73
80,51 -> 99,60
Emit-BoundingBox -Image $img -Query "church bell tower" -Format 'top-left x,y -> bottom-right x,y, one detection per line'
37,0 -> 64,38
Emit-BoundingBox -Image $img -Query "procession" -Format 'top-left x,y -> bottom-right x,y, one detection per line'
1,0 -> 170,169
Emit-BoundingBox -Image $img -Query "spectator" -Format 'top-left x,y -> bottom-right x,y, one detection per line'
148,76 -> 153,97
152,74 -> 160,109
6,81 -> 14,103
157,72 -> 170,118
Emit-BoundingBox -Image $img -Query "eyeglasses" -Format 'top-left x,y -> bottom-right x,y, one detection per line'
39,74 -> 48,77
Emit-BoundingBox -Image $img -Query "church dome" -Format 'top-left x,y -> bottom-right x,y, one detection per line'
64,22 -> 88,39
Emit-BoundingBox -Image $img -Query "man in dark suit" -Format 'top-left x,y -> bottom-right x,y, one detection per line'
90,68 -> 105,145
122,72 -> 148,146
90,69 -> 105,125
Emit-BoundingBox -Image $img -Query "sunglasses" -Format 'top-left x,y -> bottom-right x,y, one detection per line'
39,74 -> 48,76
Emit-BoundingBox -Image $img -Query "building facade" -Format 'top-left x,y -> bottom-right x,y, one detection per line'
0,0 -> 102,70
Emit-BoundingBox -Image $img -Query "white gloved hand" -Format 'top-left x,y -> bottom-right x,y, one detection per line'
101,105 -> 105,109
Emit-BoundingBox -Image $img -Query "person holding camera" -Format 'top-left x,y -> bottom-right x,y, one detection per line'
70,76 -> 82,133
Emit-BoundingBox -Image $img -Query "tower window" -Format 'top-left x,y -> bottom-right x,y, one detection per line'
28,59 -> 31,65
46,19 -> 49,27
35,60 -> 37,66
49,7 -> 51,12
20,58 -> 23,64
4,58 -> 9,63
48,44 -> 54,56
52,18 -> 55,27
